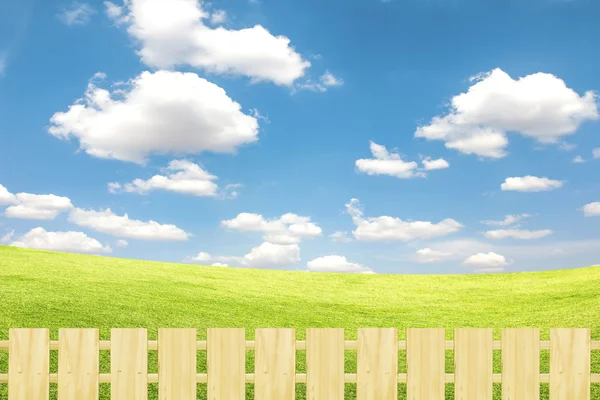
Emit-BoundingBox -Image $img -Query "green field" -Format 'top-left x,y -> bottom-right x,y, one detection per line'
0,245 -> 599,399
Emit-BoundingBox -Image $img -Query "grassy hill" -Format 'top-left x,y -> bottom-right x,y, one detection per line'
0,245 -> 599,399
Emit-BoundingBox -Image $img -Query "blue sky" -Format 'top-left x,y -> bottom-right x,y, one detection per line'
1,0 -> 599,274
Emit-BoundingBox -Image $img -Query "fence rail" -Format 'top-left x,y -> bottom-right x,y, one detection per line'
0,327 -> 598,399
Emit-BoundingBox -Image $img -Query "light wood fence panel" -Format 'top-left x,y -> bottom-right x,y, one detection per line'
8,328 -> 50,400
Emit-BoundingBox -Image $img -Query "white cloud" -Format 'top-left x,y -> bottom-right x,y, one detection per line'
185,241 -> 300,268
481,214 -> 530,226
68,208 -> 190,241
582,202 -> 600,217
593,148 -> 600,159
104,1 -> 123,19
10,227 -> 111,254
500,176 -> 564,192
105,0 -> 310,86
49,71 -> 259,164
421,157 -> 449,170
345,198 -> 462,242
307,255 -> 373,273
484,229 -> 553,240
295,70 -> 344,92
0,184 -> 18,205
209,10 -> 227,25
415,248 -> 453,263
116,239 -> 128,247
415,68 -> 599,158
188,251 -> 212,262
330,231 -> 352,243
0,230 -> 14,244
240,242 -> 300,268
211,262 -> 228,267
58,2 -> 96,26
4,193 -> 74,220
355,142 -> 422,179
573,155 -> 585,163
221,212 -> 322,244
463,252 -> 509,268
109,159 -> 226,197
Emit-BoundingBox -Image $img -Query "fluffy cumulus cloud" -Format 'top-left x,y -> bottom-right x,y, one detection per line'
593,148 -> 600,159
186,242 -> 300,268
109,159 -> 228,197
0,184 -> 18,205
415,68 -> 599,158
484,229 -> 553,240
421,157 -> 449,170
573,155 -> 585,164
415,248 -> 453,263
10,227 -> 111,254
116,239 -> 129,247
355,142 -> 423,179
481,214 -> 530,226
58,1 -> 96,26
0,185 -> 74,220
221,212 -> 322,244
345,198 -> 462,241
463,252 -> 509,270
500,176 -> 564,192
104,0 -> 310,86
68,208 -> 190,241
582,202 -> 600,217
49,71 -> 259,164
306,255 -> 373,273
240,242 -> 300,268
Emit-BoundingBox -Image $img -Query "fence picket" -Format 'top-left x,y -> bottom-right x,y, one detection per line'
406,328 -> 445,400
550,328 -> 590,400
57,328 -> 99,400
254,328 -> 296,400
501,328 -> 540,400
454,328 -> 493,400
8,328 -> 49,400
158,328 -> 197,400
207,328 -> 246,400
110,328 -> 148,400
306,328 -> 345,400
357,328 -> 398,400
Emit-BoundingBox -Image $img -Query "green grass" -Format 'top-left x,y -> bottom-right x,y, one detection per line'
0,245 -> 599,399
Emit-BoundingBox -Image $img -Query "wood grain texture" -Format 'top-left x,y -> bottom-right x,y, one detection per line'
57,328 -> 99,400
406,328 -> 445,400
550,328 -> 590,400
306,328 -> 345,400
454,328 -> 492,400
8,328 -> 50,400
357,328 -> 398,400
254,328 -> 296,400
207,328 -> 245,400
158,328 -> 197,400
110,328 -> 148,400
502,328 -> 540,400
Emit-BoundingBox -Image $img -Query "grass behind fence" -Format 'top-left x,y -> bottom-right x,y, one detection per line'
0,245 -> 599,399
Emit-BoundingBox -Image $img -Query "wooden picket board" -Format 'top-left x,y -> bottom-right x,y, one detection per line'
207,328 -> 246,400
454,328 -> 493,400
406,328 -> 445,400
158,328 -> 197,400
110,328 -> 148,400
501,328 -> 540,400
357,328 -> 398,400
8,328 -> 50,400
306,328 -> 345,400
254,328 -> 296,400
550,328 -> 590,400
57,328 -> 99,400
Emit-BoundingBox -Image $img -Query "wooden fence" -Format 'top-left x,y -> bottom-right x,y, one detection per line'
0,327 -> 598,399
